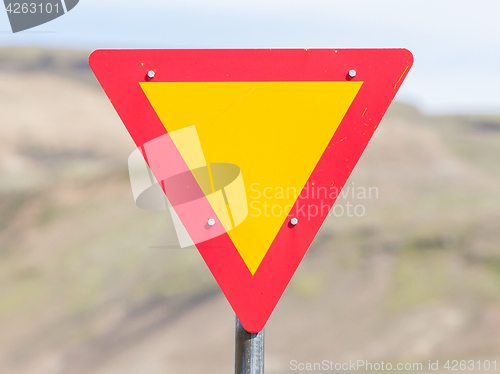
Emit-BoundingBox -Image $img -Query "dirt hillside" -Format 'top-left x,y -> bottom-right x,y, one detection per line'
1,48 -> 500,374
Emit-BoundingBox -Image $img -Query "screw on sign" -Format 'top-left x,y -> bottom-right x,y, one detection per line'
89,49 -> 413,373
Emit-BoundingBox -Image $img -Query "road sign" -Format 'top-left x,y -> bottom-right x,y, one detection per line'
90,49 -> 413,333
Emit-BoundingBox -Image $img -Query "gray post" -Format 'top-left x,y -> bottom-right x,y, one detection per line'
235,316 -> 265,374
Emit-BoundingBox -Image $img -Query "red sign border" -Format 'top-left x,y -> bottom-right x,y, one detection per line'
90,49 -> 413,332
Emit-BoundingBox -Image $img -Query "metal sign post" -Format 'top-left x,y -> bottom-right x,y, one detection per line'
235,316 -> 265,374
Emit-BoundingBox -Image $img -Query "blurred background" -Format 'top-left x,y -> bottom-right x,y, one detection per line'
1,1 -> 500,373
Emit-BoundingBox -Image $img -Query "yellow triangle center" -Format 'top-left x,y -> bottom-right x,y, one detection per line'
140,81 -> 362,274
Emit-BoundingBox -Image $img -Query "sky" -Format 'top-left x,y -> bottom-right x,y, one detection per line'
0,0 -> 499,115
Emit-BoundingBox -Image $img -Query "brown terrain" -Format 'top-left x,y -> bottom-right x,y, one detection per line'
1,48 -> 500,374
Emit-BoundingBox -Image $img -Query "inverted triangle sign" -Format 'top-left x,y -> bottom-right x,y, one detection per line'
89,49 -> 413,332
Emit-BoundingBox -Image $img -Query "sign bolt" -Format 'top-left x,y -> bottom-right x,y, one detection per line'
348,69 -> 356,78
290,218 -> 298,226
208,218 -> 216,227
147,70 -> 155,79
